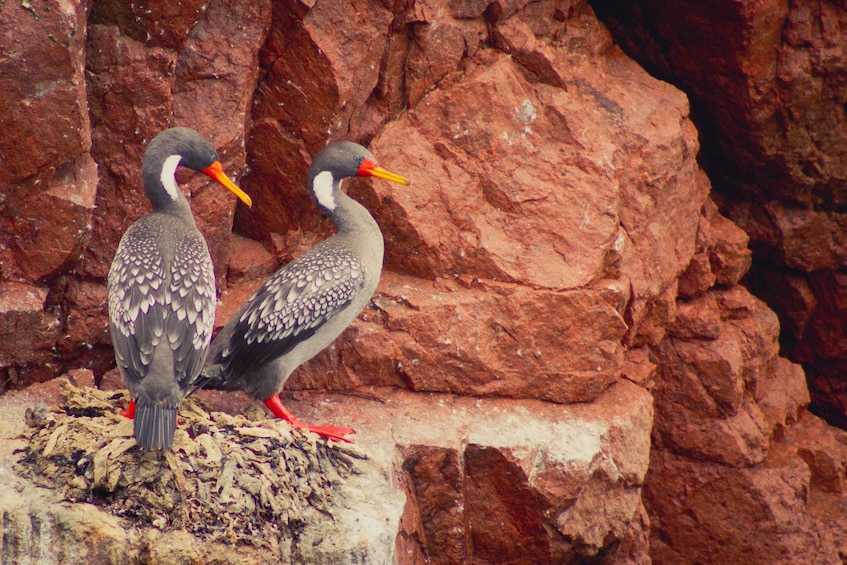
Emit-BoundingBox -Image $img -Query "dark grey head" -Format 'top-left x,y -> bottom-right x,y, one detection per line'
307,141 -> 409,214
140,127 -> 252,210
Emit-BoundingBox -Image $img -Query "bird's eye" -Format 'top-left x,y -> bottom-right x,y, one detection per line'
355,155 -> 364,165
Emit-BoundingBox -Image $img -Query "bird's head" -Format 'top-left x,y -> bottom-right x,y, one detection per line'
141,127 -> 252,209
308,141 -> 409,212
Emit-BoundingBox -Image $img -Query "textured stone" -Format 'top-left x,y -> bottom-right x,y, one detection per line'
284,272 -> 626,403
0,282 -> 61,391
643,207 -> 844,561
645,444 -> 846,565
372,53 -> 618,288
677,252 -> 716,299
595,0 -> 841,207
398,446 -> 467,565
369,10 -> 705,348
57,278 -> 114,381
0,0 -> 92,285
756,356 -> 810,436
82,24 -> 176,280
405,20 -> 478,106
84,1 -> 268,286
748,268 -> 847,427
281,379 -> 655,563
709,213 -> 752,286
172,0 -> 271,276
714,287 -> 782,397
786,411 -> 847,495
594,0 -> 847,433
652,284 -> 783,468
763,202 -> 847,272
226,234 -> 277,285
653,396 -> 771,468
669,292 -> 722,340
89,0 -> 209,50
622,348 -> 657,389
746,266 -> 817,341
5,155 -> 98,282
235,0 -> 396,241
0,0 -> 91,186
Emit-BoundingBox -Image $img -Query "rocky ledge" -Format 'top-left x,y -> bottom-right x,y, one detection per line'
0,370 -> 652,564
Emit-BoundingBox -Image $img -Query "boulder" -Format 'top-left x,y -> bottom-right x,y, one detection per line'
0,282 -> 61,390
286,272 -> 626,403
4,155 -> 98,282
0,0 -> 90,186
595,0 -> 847,429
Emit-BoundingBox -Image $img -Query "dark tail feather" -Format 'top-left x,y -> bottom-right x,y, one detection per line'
188,362 -> 236,395
134,403 -> 177,451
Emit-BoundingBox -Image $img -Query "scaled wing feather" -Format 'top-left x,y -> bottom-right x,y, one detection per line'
108,226 -> 168,384
167,232 -> 216,388
108,224 -> 215,390
220,249 -> 365,379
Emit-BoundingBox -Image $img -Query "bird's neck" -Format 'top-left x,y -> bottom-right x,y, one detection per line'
326,189 -> 385,275
147,185 -> 196,225
326,189 -> 380,238
158,196 -> 196,224
142,162 -> 195,222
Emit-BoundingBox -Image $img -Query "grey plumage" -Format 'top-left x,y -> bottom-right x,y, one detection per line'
203,237 -> 372,401
108,127 -> 251,451
108,216 -> 215,450
199,142 -> 409,441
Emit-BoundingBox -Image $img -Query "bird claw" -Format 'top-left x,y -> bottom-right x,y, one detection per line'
263,394 -> 355,443
302,424 -> 356,443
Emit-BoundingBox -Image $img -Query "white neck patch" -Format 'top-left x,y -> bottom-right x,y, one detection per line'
160,154 -> 183,201
312,170 -> 336,211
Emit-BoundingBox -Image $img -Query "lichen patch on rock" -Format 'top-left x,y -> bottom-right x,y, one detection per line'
14,381 -> 364,551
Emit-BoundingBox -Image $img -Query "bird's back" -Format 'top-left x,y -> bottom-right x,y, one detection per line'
108,211 -> 216,448
201,227 -> 383,399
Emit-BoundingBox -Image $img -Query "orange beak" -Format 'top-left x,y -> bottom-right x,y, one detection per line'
357,159 -> 410,186
202,161 -> 253,207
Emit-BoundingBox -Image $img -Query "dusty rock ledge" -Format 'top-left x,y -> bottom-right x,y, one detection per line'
0,373 -> 652,564
213,378 -> 655,563
1,375 -> 402,565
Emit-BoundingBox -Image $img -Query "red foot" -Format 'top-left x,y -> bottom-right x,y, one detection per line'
264,394 -> 355,443
121,398 -> 136,419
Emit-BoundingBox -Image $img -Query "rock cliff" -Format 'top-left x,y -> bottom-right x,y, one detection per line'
1,0 -> 846,563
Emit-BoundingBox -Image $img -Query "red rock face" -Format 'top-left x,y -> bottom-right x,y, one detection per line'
0,282 -> 61,391
234,0 -> 399,241
295,379 -> 654,564
0,0 -> 91,186
348,274 -> 626,402
4,155 -> 98,282
644,203 -> 847,562
595,0 -> 847,428
83,0 -> 270,283
590,3 -> 847,559
0,0 -> 94,284
82,24 -> 176,279
368,21 -> 705,348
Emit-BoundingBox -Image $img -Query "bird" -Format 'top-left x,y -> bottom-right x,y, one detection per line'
198,141 -> 409,443
108,127 -> 253,451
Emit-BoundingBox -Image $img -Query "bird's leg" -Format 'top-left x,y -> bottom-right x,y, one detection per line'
121,398 -> 137,419
263,394 -> 355,443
